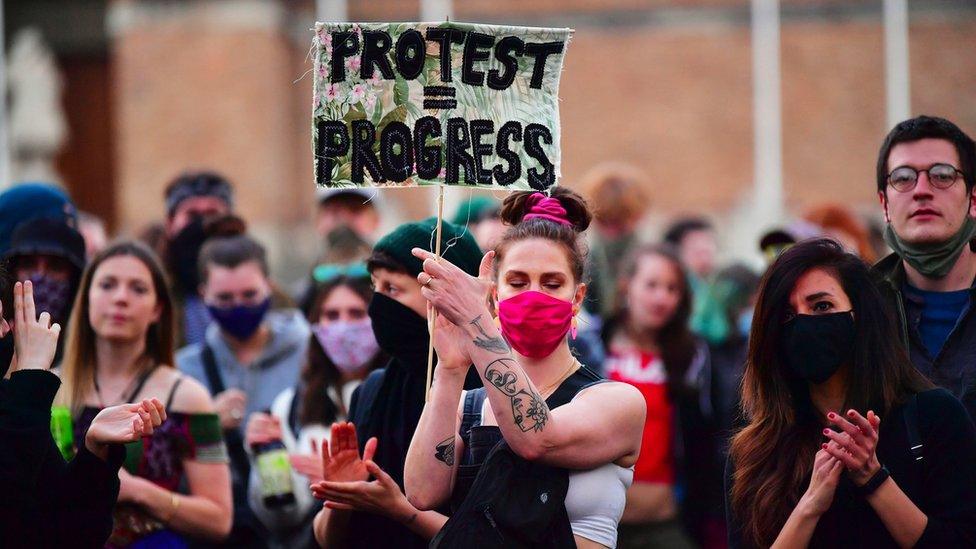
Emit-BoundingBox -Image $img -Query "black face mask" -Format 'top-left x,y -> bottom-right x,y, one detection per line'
367,292 -> 430,365
780,311 -> 855,384
167,217 -> 207,296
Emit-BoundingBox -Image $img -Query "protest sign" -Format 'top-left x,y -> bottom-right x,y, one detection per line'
312,22 -> 571,191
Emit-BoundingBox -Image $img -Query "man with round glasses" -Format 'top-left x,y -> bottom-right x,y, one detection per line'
873,115 -> 976,420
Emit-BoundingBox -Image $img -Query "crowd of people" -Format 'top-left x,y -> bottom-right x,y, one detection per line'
1,113 -> 975,549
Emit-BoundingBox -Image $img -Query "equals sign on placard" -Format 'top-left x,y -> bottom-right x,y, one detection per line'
423,86 -> 457,110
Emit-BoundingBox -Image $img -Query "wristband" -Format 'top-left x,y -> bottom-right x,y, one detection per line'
855,464 -> 890,497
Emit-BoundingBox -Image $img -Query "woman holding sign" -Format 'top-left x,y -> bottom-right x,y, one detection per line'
404,189 -> 646,548
309,219 -> 483,549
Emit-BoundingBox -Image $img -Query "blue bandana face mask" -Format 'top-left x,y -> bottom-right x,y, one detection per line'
207,297 -> 271,341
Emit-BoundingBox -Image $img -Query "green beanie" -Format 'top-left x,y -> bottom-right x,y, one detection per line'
450,196 -> 500,226
373,217 -> 482,277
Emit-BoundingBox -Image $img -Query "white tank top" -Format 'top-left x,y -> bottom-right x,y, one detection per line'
479,399 -> 634,548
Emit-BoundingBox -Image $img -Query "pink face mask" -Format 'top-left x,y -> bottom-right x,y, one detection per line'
497,291 -> 574,359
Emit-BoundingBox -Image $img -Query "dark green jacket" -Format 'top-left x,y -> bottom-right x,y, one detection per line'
873,253 -> 976,420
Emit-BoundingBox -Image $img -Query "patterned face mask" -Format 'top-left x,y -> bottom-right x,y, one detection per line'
312,319 -> 380,374
24,272 -> 72,324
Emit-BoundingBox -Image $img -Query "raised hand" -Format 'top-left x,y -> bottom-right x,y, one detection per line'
315,422 -> 377,484
823,409 -> 883,486
412,248 -> 495,328
12,281 -> 62,372
86,398 -> 167,461
314,459 -> 415,523
428,301 -> 474,372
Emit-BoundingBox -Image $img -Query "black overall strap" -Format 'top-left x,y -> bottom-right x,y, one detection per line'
460,389 -> 488,434
122,364 -> 159,403
546,363 -> 605,409
904,393 -> 924,462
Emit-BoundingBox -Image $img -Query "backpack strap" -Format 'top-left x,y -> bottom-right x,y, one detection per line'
287,384 -> 302,436
200,344 -> 251,484
904,393 -> 924,462
200,345 -> 226,395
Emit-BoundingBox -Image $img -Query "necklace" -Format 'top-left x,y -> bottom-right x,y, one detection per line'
93,358 -> 154,408
538,358 -> 580,397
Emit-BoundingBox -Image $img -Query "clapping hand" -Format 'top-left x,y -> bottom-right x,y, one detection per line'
310,422 -> 377,488
801,449 -> 844,516
309,423 -> 414,522
86,398 -> 167,461
822,409 -> 882,486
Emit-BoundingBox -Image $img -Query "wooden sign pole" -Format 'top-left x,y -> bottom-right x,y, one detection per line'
425,185 -> 445,402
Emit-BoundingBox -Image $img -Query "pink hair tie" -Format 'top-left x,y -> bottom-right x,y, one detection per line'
522,192 -> 572,226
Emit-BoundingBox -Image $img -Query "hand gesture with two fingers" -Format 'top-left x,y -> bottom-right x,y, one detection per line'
11,280 -> 62,372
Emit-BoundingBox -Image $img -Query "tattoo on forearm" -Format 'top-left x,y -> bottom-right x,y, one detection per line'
434,436 -> 456,466
404,512 -> 418,525
469,315 -> 510,354
484,358 -> 549,432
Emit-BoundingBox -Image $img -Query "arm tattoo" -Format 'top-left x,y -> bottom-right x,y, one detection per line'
469,315 -> 510,354
485,358 -> 549,432
434,436 -> 456,466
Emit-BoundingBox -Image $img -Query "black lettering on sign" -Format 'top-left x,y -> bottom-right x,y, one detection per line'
524,42 -> 564,89
379,121 -> 414,183
462,32 -> 495,87
488,36 -> 524,91
330,31 -> 359,83
469,119 -> 495,186
413,116 -> 442,179
524,123 -> 555,190
493,121 -> 522,186
361,31 -> 394,80
315,120 -> 349,185
425,28 -> 466,83
395,30 -> 425,80
423,86 -> 457,110
445,118 -> 475,185
351,120 -> 385,184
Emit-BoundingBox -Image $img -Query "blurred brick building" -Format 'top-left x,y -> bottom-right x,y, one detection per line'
6,0 -> 976,274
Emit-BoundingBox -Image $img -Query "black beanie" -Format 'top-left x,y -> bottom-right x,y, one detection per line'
372,217 -> 482,277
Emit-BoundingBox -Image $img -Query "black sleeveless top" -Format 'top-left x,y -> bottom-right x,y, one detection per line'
452,364 -> 605,510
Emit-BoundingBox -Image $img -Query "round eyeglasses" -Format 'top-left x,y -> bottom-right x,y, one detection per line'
887,163 -> 963,192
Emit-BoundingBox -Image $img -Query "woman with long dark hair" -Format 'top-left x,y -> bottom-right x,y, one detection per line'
244,271 -> 385,546
602,244 -> 713,548
727,238 -> 976,548
57,241 -> 233,547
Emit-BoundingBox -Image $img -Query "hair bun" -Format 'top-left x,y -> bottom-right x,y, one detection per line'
523,193 -> 572,226
499,188 -> 592,233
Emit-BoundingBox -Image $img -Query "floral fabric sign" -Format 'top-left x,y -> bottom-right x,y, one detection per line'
312,22 -> 571,191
